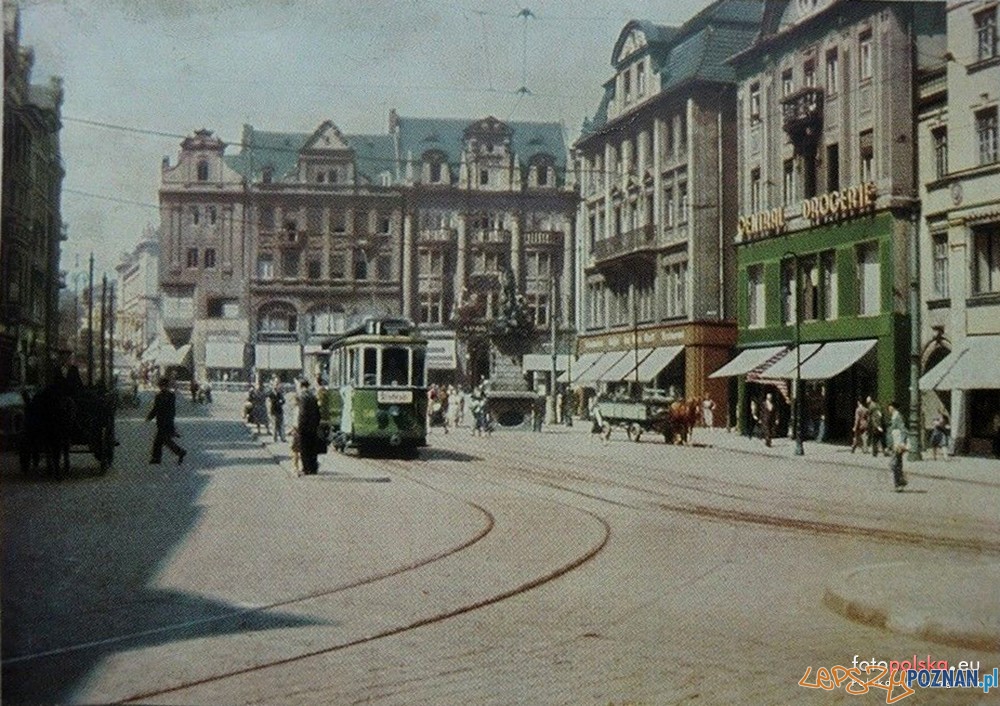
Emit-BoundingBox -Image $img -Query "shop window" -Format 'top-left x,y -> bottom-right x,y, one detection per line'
781,259 -> 797,324
747,265 -> 764,328
857,242 -> 881,316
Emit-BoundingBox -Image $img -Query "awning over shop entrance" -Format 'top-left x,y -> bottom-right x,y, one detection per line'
254,342 -> 302,371
798,339 -> 877,380
205,340 -> 245,369
919,334 -> 1000,390
598,348 -> 654,382
563,352 -> 604,384
709,345 -> 789,378
756,343 -> 822,379
426,335 -> 457,370
633,345 -> 684,382
574,351 -> 628,387
158,343 -> 192,368
522,354 -> 571,374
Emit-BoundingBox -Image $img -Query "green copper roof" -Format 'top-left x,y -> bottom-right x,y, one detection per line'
394,115 -> 567,177
224,125 -> 396,184
583,0 -> 762,136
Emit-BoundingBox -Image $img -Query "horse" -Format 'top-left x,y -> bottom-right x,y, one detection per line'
651,397 -> 703,445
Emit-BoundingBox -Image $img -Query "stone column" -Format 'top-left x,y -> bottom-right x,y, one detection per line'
402,212 -> 414,320
456,212 -> 467,307
510,211 -> 521,288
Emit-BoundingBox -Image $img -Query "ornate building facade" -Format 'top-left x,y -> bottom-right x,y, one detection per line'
918,0 -> 1000,455
725,0 -> 946,441
2,3 -> 64,388
159,114 -> 573,387
572,0 -> 763,425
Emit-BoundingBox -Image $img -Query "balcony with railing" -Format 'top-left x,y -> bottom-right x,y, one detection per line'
781,86 -> 824,141
523,230 -> 563,248
418,228 -> 455,246
469,229 -> 511,247
591,223 -> 656,266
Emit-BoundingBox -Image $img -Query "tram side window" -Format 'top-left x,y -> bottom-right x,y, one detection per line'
412,348 -> 426,387
381,347 -> 410,386
363,347 -> 378,386
329,351 -> 342,386
348,349 -> 359,386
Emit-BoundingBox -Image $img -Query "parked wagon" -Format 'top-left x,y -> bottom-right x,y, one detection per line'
19,381 -> 116,477
594,394 -> 702,445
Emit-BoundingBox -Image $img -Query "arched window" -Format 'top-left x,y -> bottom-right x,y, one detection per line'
196,159 -> 209,181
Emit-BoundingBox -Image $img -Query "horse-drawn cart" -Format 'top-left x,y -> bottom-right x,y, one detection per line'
19,383 -> 116,478
594,395 -> 701,445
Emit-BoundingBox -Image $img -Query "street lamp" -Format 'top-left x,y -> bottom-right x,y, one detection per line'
784,251 -> 805,456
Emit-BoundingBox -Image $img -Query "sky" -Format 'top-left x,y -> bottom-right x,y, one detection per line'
18,0 -> 715,279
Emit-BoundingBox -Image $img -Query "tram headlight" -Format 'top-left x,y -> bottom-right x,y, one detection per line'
388,405 -> 400,417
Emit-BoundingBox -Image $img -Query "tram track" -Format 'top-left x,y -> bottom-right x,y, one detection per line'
460,434 -> 1000,556
112,457 -> 612,704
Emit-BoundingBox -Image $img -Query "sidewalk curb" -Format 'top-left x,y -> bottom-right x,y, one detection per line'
822,562 -> 1000,653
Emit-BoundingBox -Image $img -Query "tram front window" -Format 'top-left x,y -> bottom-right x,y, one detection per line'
381,347 -> 409,386
363,348 -> 377,386
412,348 -> 426,387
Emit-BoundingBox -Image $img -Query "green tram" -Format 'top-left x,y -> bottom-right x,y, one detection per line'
320,317 -> 428,455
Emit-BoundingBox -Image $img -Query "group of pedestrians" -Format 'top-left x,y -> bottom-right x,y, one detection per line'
427,383 -> 476,434
243,377 -> 323,475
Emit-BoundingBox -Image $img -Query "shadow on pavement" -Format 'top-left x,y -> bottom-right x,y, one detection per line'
1,412 -> 323,704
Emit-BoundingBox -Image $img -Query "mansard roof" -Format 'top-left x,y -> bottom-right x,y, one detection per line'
224,124 -> 395,183
394,115 -> 566,171
581,0 -> 762,139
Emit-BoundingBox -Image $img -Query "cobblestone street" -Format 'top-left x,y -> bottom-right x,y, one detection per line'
3,393 -> 998,704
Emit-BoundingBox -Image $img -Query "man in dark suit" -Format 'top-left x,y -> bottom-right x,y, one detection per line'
297,379 -> 321,476
147,377 -> 186,465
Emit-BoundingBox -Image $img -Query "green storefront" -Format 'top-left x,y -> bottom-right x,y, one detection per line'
731,210 -> 911,441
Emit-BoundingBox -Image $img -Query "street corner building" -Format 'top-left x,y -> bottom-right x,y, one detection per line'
716,0 -> 960,446
572,0 -> 765,427
157,112 -> 576,390
2,3 -> 65,390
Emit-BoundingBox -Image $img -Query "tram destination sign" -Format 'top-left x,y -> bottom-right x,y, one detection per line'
378,390 -> 413,404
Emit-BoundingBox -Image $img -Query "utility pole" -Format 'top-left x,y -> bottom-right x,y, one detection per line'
87,253 -> 94,385
548,276 -> 557,423
908,209 -> 922,461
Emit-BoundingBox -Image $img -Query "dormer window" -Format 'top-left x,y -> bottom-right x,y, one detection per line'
636,62 -> 646,97
623,69 -> 632,102
423,150 -> 448,184
196,159 -> 209,181
479,169 -> 489,186
749,83 -> 761,124
529,153 -> 555,187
